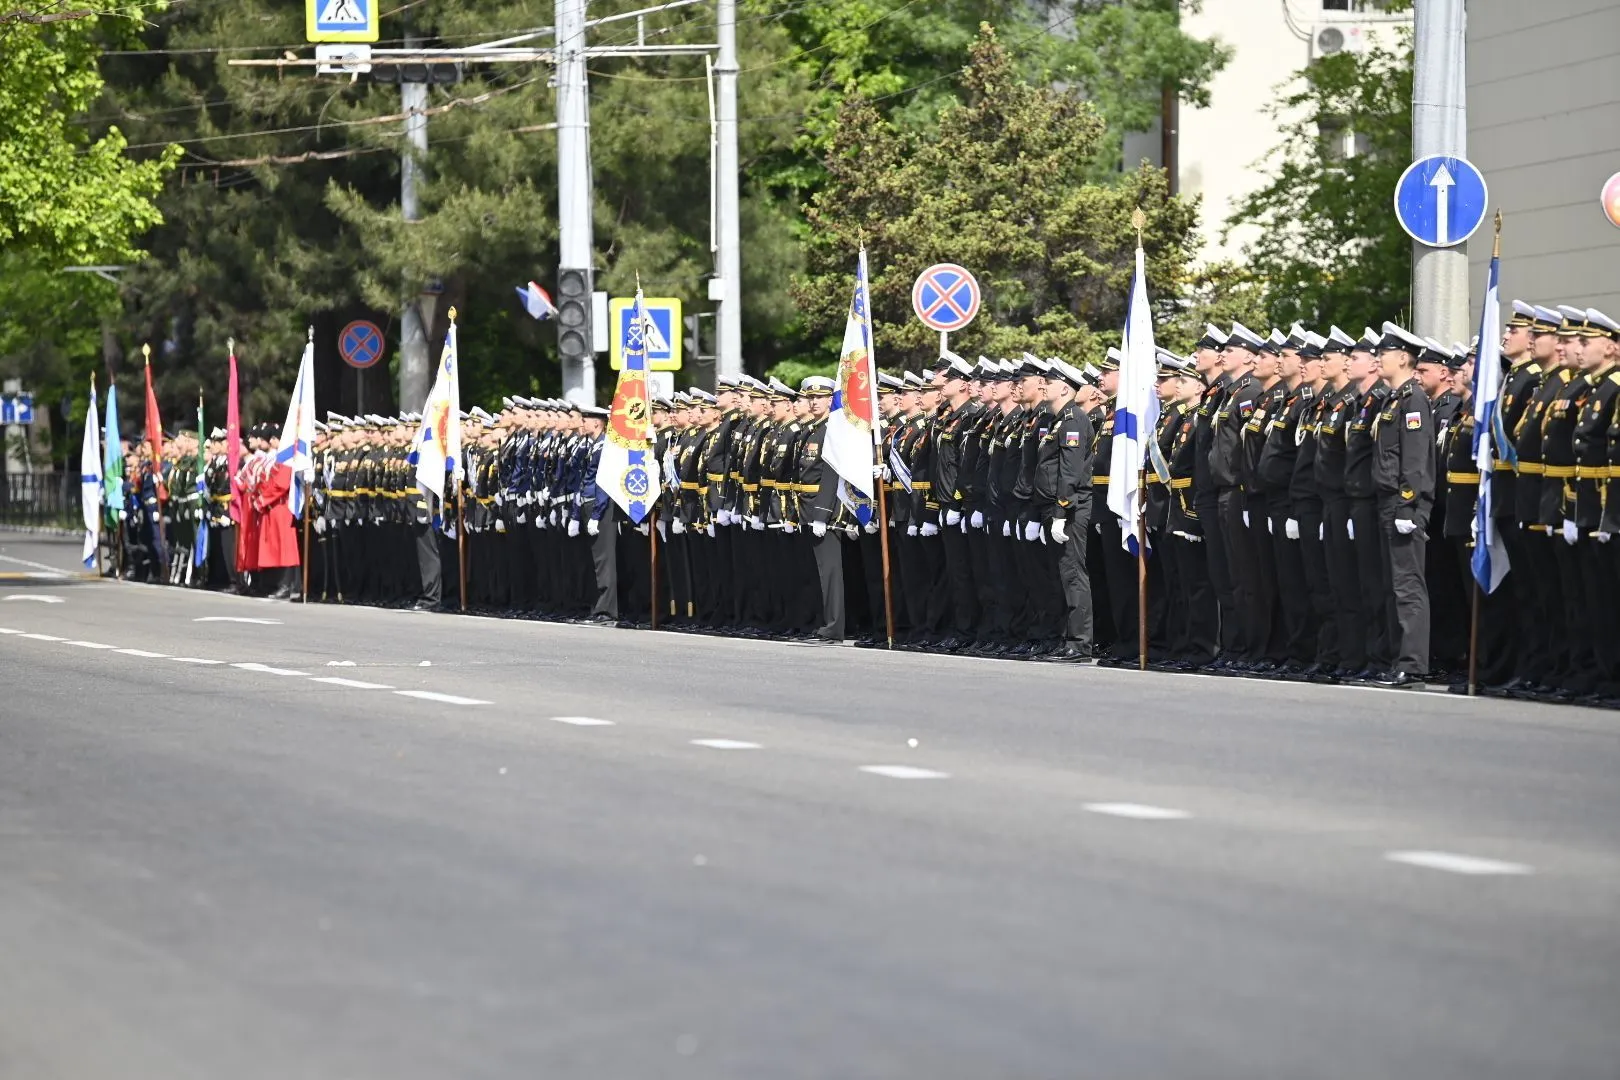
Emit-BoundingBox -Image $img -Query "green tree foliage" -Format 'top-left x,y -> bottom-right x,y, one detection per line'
795,25 -> 1200,370
0,4 -> 178,264
1224,34 -> 1413,331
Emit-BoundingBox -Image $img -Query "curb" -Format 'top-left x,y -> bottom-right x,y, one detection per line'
0,525 -> 81,539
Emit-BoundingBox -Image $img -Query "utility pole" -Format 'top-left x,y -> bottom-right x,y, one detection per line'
711,0 -> 741,381
398,31 -> 435,413
1410,0 -> 1469,344
555,0 -> 595,404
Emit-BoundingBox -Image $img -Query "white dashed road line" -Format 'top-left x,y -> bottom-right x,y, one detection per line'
62,641 -> 116,649
20,633 -> 64,641
115,648 -> 168,658
0,627 -> 24,634
311,677 -> 394,690
1385,851 -> 1533,876
552,716 -> 616,726
395,690 -> 491,706
232,662 -> 308,677
691,739 -> 762,750
168,657 -> 223,665
1083,803 -> 1192,821
4,594 -> 65,603
859,765 -> 951,780
195,617 -> 282,625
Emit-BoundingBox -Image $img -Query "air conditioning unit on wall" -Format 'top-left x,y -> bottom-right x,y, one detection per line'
1311,23 -> 1373,61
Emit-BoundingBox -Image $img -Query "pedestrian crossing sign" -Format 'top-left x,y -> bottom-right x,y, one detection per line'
307,0 -> 377,43
609,296 -> 682,372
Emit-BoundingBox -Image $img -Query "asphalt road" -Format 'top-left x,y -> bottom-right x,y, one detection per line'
2,530 -> 1617,1080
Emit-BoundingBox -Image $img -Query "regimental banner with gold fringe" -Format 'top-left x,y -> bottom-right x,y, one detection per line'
597,287 -> 660,523
822,247 -> 880,517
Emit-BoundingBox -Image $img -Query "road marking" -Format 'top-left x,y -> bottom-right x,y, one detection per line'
1083,803 -> 1192,821
169,657 -> 223,665
394,690 -> 491,706
115,648 -> 168,658
195,617 -> 282,625
0,627 -> 22,634
0,553 -> 73,573
62,641 -> 116,649
690,738 -> 762,750
311,676 -> 393,689
552,716 -> 616,726
859,765 -> 950,780
19,633 -> 64,641
1385,851 -> 1532,876
4,594 -> 64,603
231,662 -> 308,677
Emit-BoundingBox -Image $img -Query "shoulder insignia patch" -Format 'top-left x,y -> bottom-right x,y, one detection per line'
1405,411 -> 1422,430
1064,430 -> 1081,447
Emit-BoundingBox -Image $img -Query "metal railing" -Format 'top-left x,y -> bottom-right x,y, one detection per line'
0,470 -> 78,527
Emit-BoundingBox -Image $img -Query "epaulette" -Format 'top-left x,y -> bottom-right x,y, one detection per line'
1609,371 -> 1620,386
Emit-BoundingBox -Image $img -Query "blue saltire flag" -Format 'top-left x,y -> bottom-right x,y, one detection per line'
1470,254 -> 1510,593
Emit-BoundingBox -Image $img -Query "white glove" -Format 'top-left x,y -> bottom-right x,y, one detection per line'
872,464 -> 887,480
567,518 -> 580,538
749,515 -> 764,531
863,521 -> 879,535
516,514 -> 527,525
586,518 -> 600,537
811,521 -> 827,538
1242,510 -> 1250,527
636,523 -> 650,536
1394,518 -> 1417,536
1597,532 -> 1612,544
715,508 -> 731,527
969,511 -> 984,530
672,519 -> 686,535
1470,515 -> 1478,540
1285,518 -> 1299,541
495,519 -> 506,534
1347,519 -> 1356,541
782,522 -> 798,534
549,509 -> 559,525
1562,519 -> 1579,545
1051,518 -> 1069,544
844,525 -> 860,539
906,524 -> 918,537
920,521 -> 939,538
945,509 -> 962,527
656,519 -> 667,540
1001,520 -> 1011,538
1267,517 -> 1273,534
1023,520 -> 1040,542
705,524 -> 716,537
314,516 -> 327,534
1317,522 -> 1323,541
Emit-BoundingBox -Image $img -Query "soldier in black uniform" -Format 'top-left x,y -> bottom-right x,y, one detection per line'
1034,359 -> 1096,662
1369,323 -> 1436,687
1257,326 -> 1319,674
931,354 -> 982,649
794,377 -> 843,641
1344,328 -> 1393,677
1188,326 -> 1231,667
1311,327 -> 1363,681
1581,308 -> 1620,705
1541,307 -> 1601,697
1416,340 -> 1467,678
1207,322 -> 1262,672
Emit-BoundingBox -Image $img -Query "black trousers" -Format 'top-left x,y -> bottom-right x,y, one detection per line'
1097,512 -> 1138,657
1164,532 -> 1216,662
812,529 -> 845,639
1350,497 -> 1392,670
590,508 -> 619,619
1295,502 -> 1338,669
1198,493 -> 1239,656
1377,507 -> 1430,676
939,519 -> 976,637
1053,517 -> 1093,646
414,521 -> 442,606
1426,527 -> 1469,671
1267,501 -> 1314,664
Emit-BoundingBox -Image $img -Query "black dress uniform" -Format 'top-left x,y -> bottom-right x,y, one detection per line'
795,377 -> 843,641
1313,380 -> 1362,678
1256,374 -> 1315,668
1371,341 -> 1436,684
1425,379 -> 1467,676
1345,365 -> 1393,674
1035,361 -> 1096,660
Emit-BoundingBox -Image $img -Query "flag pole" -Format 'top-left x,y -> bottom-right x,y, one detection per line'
458,488 -> 468,612
1137,467 -> 1148,672
649,507 -> 661,630
876,446 -> 895,649
92,373 -> 103,577
301,327 -> 312,603
1468,211 -> 1503,697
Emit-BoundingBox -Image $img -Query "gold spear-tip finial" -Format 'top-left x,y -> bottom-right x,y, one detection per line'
142,342 -> 151,365
307,325 -> 314,343
1492,209 -> 1503,258
1131,207 -> 1147,238
227,336 -> 235,355
635,270 -> 642,291
448,306 -> 457,322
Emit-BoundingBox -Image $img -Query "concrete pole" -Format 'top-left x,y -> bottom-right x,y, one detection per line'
398,68 -> 433,413
712,0 -> 742,380
1410,0 -> 1469,344
556,0 -> 595,404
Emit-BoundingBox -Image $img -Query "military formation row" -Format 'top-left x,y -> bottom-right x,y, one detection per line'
109,301 -> 1620,708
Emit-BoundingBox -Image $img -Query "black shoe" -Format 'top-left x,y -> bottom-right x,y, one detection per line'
1048,644 -> 1093,664
1374,670 -> 1424,689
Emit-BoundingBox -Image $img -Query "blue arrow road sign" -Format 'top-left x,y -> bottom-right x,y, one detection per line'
15,393 -> 33,425
609,297 -> 683,372
1394,155 -> 1488,248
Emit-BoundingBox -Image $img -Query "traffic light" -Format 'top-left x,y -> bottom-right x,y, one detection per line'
556,267 -> 592,363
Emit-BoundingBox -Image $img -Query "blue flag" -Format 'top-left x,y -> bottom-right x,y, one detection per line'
1470,254 -> 1510,594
